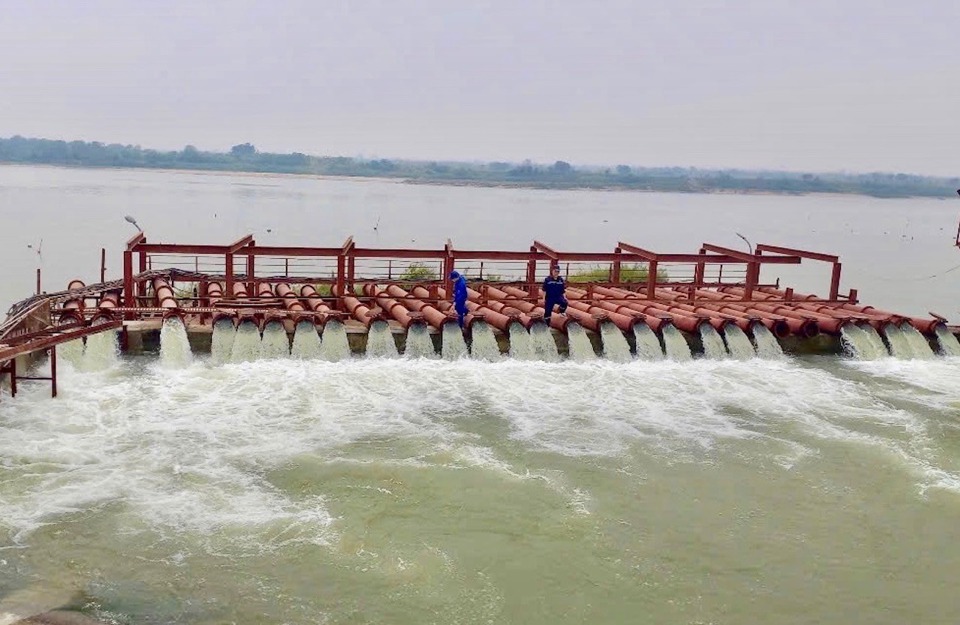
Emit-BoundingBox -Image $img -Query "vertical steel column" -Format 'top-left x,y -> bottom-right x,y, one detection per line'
100,248 -> 107,283
246,254 -> 256,296
611,247 -> 622,284
829,262 -> 842,301
225,252 -> 235,297
36,268 -> 41,295
123,250 -> 134,309
645,261 -> 658,299
526,246 -> 537,299
137,250 -> 147,300
336,254 -> 345,297
50,346 -> 57,398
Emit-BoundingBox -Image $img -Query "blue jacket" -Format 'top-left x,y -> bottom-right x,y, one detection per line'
453,275 -> 468,307
543,275 -> 566,300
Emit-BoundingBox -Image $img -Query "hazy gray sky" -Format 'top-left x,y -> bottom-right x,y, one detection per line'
1,0 -> 958,175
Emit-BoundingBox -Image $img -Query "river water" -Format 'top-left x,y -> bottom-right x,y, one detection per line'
2,166 -> 960,624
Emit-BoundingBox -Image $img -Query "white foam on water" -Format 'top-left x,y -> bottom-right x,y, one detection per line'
529,322 -> 560,362
751,323 -> 784,359
899,324 -> 935,359
318,320 -> 351,362
261,321 -> 291,359
507,322 -> 534,360
230,320 -> 262,363
403,323 -> 436,358
566,322 -> 596,362
441,323 -> 469,360
935,325 -> 960,356
366,320 -> 399,358
632,323 -> 663,360
159,318 -> 192,368
291,320 -> 322,359
883,323 -> 916,359
722,325 -> 755,360
699,325 -> 728,359
661,324 -> 692,361
210,318 -> 236,364
600,322 -> 632,363
469,321 -> 502,361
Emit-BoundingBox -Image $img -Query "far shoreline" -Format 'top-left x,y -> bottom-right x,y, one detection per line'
0,161 -> 949,200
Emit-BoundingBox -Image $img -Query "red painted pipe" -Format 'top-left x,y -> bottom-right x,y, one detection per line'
60,280 -> 86,324
472,286 -> 536,329
567,286 -> 708,334
207,282 -> 224,306
644,287 -> 790,338
409,285 -> 480,330
91,290 -> 121,323
298,285 -> 336,326
573,286 -> 694,334
680,288 -> 816,338
151,278 -> 183,320
275,283 -> 306,320
497,285 -> 584,332
332,285 -> 384,328
562,287 -> 659,333
362,284 -> 425,330
232,281 -> 248,298
258,282 -> 274,299
435,286 -> 520,333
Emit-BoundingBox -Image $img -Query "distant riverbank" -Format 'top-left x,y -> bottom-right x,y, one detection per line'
2,135 -> 958,199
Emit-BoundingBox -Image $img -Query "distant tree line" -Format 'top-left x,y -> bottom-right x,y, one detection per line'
0,135 -> 957,198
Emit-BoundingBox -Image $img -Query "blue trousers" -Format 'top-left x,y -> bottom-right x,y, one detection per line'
455,302 -> 468,328
543,296 -> 568,321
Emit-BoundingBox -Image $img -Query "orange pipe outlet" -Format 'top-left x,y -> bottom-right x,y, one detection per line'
679,288 -> 814,338
363,284 -> 425,330
435,286 -> 521,333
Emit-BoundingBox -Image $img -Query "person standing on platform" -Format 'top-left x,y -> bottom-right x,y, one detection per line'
449,271 -> 469,328
542,264 -> 567,323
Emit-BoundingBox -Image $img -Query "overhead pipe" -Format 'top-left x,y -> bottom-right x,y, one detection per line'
719,286 -> 873,334
709,287 -> 846,334
473,286 -> 536,329
639,286 -> 791,338
59,279 -> 87,324
562,287 -> 661,333
151,278 -> 182,320
275,283 -> 306,321
407,285 -> 478,330
204,282 -> 236,324
232,281 -> 248,298
363,284 -> 426,330
92,290 -> 122,323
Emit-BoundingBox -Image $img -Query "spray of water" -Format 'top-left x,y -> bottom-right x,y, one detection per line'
159,318 -> 192,368
442,324 -> 469,360
81,322 -> 119,371
722,325 -> 755,360
566,322 -> 596,362
699,325 -> 728,359
291,320 -> 322,359
751,323 -> 784,359
632,323 -> 663,360
261,321 -> 291,359
883,323 -> 915,359
57,338 -> 84,367
529,323 -> 560,362
230,320 -> 262,363
861,325 -> 889,357
600,322 -> 632,363
934,325 -> 960,356
661,325 -> 692,361
403,323 -> 436,358
211,318 -> 236,364
318,320 -> 351,362
508,322 -> 535,360
899,324 -> 935,359
469,321 -> 502,361
366,320 -> 399,358
840,324 -> 880,360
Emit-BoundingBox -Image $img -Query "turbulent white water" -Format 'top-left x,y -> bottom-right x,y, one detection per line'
529,323 -> 560,362
56,338 -> 85,367
230,321 -> 262,362
210,318 -> 236,364
722,325 -> 755,360
469,321 -> 502,361
291,320 -> 322,359
751,323 -> 784,359
565,322 -> 596,361
80,323 -> 119,371
366,320 -> 399,358
699,325 -> 728,359
883,324 -> 914,359
600,322 -> 632,363
632,323 -> 663,360
899,324 -> 935,359
661,325 -> 692,361
403,323 -> 436,358
318,320 -> 351,362
442,323 -> 469,360
260,321 -> 291,359
934,325 -> 960,356
508,322 -> 535,360
159,318 -> 192,368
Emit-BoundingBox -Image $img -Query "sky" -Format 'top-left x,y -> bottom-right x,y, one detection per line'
0,0 -> 958,176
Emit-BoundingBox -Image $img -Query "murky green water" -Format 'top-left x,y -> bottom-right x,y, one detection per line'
3,352 -> 960,624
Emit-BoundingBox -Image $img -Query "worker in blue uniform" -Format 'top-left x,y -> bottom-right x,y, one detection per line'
449,270 -> 469,328
542,264 -> 567,323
